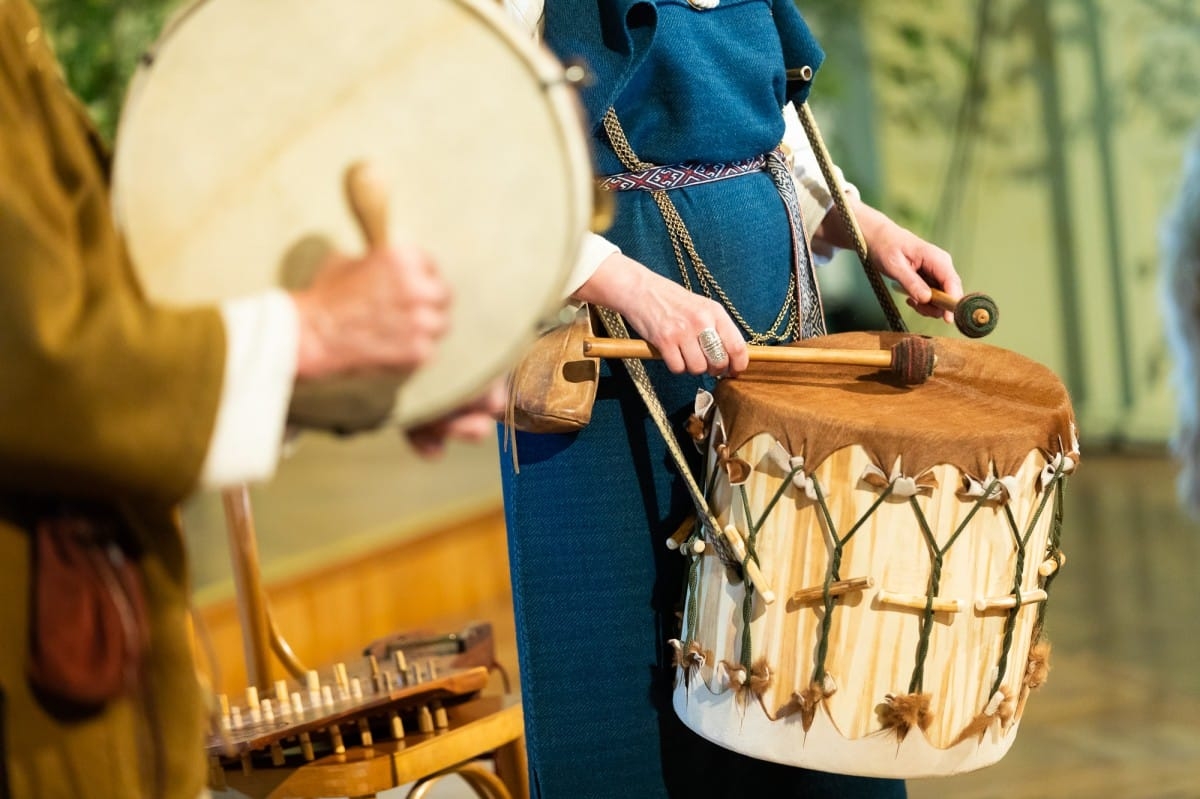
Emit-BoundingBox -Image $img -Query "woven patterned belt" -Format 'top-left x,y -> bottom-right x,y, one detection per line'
597,153 -> 768,192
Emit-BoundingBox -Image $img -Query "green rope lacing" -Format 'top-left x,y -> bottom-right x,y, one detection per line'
989,462 -> 1065,696
907,482 -> 994,695
1035,476 -> 1067,637
732,467 -> 799,669
740,578 -> 755,667
811,478 -> 894,684
910,506 -> 942,695
683,522 -> 703,644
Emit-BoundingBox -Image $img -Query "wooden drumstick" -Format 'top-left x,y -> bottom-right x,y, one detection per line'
974,588 -> 1049,613
344,162 -> 390,248
721,525 -> 775,605
927,288 -> 999,339
583,336 -> 937,385
877,589 -> 964,614
1039,551 -> 1066,577
789,576 -> 874,605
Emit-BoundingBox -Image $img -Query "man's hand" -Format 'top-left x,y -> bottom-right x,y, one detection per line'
406,379 -> 508,457
292,243 -> 452,379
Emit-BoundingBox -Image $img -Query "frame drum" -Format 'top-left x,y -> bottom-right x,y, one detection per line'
112,0 -> 592,429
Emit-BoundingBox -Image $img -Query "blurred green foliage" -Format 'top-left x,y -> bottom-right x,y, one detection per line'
36,0 -> 874,144
34,0 -> 181,141
34,0 -> 1200,154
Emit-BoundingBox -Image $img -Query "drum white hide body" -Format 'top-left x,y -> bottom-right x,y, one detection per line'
674,332 -> 1077,778
112,0 -> 592,430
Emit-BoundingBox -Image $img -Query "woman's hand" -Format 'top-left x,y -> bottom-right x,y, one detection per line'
571,253 -> 750,377
814,200 -> 964,324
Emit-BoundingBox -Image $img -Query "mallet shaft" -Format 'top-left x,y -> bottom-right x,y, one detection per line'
582,338 -> 895,368
928,288 -> 959,313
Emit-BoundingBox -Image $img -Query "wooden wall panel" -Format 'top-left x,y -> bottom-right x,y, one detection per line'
194,505 -> 517,696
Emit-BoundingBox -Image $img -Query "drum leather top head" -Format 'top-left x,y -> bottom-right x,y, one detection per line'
716,331 -> 1077,480
112,0 -> 592,430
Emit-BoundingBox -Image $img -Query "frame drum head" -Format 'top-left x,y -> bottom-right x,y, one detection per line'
112,0 -> 592,429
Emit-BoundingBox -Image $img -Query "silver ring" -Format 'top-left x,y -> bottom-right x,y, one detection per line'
697,327 -> 728,364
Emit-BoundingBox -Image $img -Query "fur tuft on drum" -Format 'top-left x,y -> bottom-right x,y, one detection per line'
111,0 -> 592,431
673,331 -> 1077,779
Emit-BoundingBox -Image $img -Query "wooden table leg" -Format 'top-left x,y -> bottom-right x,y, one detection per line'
492,730 -> 528,799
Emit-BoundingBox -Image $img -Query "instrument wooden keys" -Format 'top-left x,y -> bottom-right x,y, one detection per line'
208,661 -> 489,768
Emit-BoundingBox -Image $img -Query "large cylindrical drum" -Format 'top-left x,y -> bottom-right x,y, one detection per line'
673,331 -> 1077,778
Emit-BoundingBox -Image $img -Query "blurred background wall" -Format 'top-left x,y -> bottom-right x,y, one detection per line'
40,0 -> 1200,447
803,0 -> 1200,446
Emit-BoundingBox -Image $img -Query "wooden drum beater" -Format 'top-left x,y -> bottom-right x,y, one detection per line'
928,288 -> 999,339
583,334 -> 938,385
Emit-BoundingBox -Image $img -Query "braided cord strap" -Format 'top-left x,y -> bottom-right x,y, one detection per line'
592,306 -> 731,562
795,102 -> 908,334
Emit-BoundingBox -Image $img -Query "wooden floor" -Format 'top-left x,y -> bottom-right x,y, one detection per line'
196,446 -> 1200,798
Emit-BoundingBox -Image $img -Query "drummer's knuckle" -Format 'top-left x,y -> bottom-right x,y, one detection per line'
407,339 -> 435,365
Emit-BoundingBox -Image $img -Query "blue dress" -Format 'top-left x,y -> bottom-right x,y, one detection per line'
501,2 -> 906,796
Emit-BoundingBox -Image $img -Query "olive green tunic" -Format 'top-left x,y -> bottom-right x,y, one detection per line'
0,1 -> 227,796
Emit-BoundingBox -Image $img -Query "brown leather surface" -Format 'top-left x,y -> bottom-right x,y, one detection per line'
716,331 -> 1077,479
509,305 -> 599,434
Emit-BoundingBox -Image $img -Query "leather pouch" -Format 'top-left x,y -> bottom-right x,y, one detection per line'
26,513 -> 149,712
508,304 -> 600,434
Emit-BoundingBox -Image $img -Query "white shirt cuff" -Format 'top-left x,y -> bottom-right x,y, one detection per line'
782,102 -> 859,263
504,0 -> 544,37
564,232 -> 620,299
199,290 -> 298,488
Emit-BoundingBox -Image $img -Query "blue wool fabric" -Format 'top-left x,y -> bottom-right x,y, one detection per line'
502,2 -> 906,797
